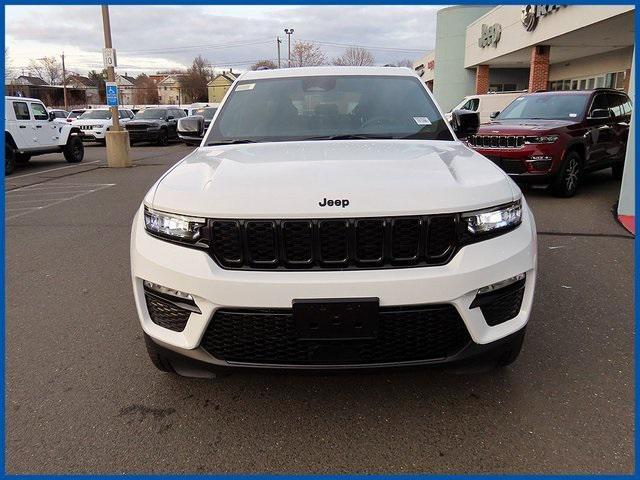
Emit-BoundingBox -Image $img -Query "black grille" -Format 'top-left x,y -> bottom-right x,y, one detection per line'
145,293 -> 191,332
477,279 -> 526,326
467,135 -> 526,149
209,215 -> 458,270
126,124 -> 149,131
200,305 -> 471,365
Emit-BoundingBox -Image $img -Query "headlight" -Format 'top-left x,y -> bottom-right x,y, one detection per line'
144,206 -> 206,243
525,135 -> 558,144
462,200 -> 522,235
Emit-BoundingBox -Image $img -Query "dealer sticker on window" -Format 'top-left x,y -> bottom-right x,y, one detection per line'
235,83 -> 255,91
413,117 -> 432,126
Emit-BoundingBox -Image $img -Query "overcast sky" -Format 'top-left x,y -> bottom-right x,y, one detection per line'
6,5 -> 440,77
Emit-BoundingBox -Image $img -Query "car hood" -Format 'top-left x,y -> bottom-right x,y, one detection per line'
149,140 -> 517,218
72,119 -> 110,127
478,119 -> 576,135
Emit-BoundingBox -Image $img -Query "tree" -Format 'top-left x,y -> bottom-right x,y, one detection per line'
333,47 -> 375,67
87,69 -> 107,103
290,41 -> 326,67
392,59 -> 414,68
133,73 -> 160,105
180,55 -> 211,103
251,59 -> 278,70
28,56 -> 62,84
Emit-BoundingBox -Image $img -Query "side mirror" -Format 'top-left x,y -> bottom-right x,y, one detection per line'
588,109 -> 611,120
451,109 -> 479,139
177,115 -> 204,146
166,115 -> 175,121
48,112 -> 56,121
489,111 -> 500,120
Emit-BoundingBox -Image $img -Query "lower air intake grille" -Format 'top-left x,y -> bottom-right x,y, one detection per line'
479,279 -> 526,326
145,293 -> 191,332
200,305 -> 471,365
209,215 -> 458,270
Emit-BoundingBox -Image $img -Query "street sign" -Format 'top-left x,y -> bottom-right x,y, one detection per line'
103,48 -> 117,68
105,81 -> 119,107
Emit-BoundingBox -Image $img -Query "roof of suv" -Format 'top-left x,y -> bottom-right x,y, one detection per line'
239,66 -> 417,81
529,88 -> 624,96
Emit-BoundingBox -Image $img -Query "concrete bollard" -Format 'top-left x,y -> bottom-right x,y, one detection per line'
105,130 -> 132,168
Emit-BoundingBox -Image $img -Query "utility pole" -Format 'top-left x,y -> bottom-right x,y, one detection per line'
284,28 -> 294,67
101,6 -> 120,132
101,5 -> 130,168
61,52 -> 68,110
276,36 -> 282,69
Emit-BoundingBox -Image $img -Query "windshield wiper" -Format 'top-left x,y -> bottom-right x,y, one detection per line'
304,134 -> 395,141
207,139 -> 258,146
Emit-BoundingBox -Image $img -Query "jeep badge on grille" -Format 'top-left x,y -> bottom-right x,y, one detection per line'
318,198 -> 349,208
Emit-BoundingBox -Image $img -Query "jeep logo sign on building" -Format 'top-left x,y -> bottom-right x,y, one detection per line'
478,23 -> 502,48
521,5 -> 565,31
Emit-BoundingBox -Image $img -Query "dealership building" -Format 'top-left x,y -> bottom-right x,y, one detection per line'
414,5 -> 635,112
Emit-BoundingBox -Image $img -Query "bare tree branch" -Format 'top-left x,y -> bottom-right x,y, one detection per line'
28,56 -> 62,84
251,59 -> 278,70
333,47 -> 375,67
290,41 -> 326,67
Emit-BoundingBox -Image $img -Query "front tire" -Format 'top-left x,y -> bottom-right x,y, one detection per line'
494,328 -> 526,368
143,333 -> 176,373
612,162 -> 624,180
63,135 -> 84,163
15,153 -> 31,164
5,143 -> 15,175
156,129 -> 169,146
552,151 -> 581,197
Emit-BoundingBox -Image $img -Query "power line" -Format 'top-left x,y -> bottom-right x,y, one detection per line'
299,38 -> 427,53
119,38 -> 273,55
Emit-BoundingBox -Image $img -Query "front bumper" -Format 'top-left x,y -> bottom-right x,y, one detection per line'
127,129 -> 160,143
131,201 -> 537,369
79,129 -> 106,141
473,143 -> 562,182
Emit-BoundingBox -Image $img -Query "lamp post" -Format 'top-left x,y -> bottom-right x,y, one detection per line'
284,28 -> 294,67
101,5 -> 130,167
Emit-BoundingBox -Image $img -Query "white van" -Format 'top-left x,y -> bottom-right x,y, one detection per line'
446,91 -> 527,124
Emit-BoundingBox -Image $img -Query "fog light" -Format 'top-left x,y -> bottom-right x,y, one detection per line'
143,280 -> 194,301
526,155 -> 553,172
143,280 -> 201,314
477,273 -> 526,295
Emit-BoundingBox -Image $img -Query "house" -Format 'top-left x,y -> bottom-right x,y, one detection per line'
67,75 -> 100,104
13,75 -> 48,86
157,74 -> 188,105
207,70 -> 239,103
115,73 -> 137,106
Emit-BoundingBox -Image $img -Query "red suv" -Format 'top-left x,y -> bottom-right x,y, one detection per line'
466,89 -> 631,197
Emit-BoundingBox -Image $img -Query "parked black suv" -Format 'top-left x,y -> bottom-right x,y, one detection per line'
468,89 -> 631,197
125,107 -> 186,146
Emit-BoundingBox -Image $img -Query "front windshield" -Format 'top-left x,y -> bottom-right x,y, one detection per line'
135,109 -> 167,120
79,110 -> 111,120
206,75 -> 452,145
498,94 -> 588,121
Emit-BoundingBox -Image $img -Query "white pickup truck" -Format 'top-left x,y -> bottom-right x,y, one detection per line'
5,96 -> 84,175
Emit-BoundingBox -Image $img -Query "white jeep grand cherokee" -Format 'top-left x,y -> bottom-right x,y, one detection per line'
131,67 -> 537,377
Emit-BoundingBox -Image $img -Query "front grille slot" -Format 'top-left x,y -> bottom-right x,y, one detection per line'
209,215 -> 460,270
468,135 -> 525,149
200,305 -> 471,365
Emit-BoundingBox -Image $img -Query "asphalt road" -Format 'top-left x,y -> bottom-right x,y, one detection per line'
5,143 -> 634,473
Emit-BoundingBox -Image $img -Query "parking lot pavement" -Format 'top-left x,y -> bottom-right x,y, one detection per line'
5,144 -> 634,474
